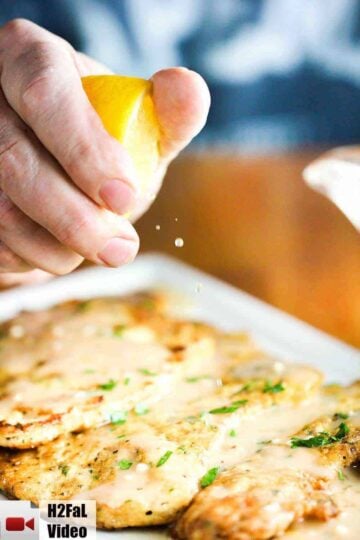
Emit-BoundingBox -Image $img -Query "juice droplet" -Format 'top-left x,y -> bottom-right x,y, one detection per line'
174,237 -> 184,248
174,217 -> 178,222
155,225 -> 160,230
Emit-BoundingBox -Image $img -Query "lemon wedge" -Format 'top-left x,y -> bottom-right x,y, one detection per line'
82,75 -> 160,193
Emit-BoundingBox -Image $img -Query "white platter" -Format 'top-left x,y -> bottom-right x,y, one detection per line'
0,253 -> 359,539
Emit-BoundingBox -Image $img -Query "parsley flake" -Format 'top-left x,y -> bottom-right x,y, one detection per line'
200,467 -> 219,488
334,412 -> 349,420
185,375 -> 211,383
291,422 -> 350,448
76,301 -> 91,313
110,411 -> 127,425
209,400 -> 248,415
59,464 -> 69,476
99,379 -> 117,391
113,324 -> 126,337
138,368 -> 157,376
263,381 -> 285,394
135,403 -> 149,416
156,450 -> 173,467
118,459 -> 133,470
140,298 -> 156,311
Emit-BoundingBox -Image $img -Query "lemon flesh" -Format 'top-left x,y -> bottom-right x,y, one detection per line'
82,75 -> 160,193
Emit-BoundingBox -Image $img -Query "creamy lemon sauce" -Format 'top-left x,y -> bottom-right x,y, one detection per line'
1,298 -> 358,536
73,395 -> 332,508
0,335 -> 219,422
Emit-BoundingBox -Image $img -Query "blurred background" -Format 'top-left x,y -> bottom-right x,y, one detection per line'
2,0 -> 359,346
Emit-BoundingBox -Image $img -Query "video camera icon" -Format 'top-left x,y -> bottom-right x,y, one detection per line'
5,517 -> 35,532
0,501 -> 38,539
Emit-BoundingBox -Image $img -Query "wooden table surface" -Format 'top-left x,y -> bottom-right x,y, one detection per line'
137,151 -> 360,348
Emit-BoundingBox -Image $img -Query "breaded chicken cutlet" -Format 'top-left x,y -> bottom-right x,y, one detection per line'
0,293 -> 359,539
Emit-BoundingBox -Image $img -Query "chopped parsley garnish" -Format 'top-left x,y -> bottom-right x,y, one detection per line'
76,301 -> 91,313
138,368 -> 157,376
229,429 -> 237,437
338,469 -> 346,481
110,411 -> 127,425
334,412 -> 349,420
263,381 -> 285,394
240,382 -> 255,392
117,434 -> 127,439
185,375 -> 211,383
83,368 -> 95,374
200,467 -> 219,488
231,382 -> 255,397
59,464 -> 69,476
291,422 -> 350,448
140,298 -> 156,311
336,422 -> 350,438
118,459 -> 133,470
113,324 -> 126,337
123,377 -> 131,386
209,400 -> 248,415
98,379 -> 117,391
156,450 -> 173,467
134,403 -> 149,416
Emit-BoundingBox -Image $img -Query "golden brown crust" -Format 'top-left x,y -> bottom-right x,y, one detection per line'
0,293 -> 218,448
174,411 -> 360,540
1,291 -> 356,535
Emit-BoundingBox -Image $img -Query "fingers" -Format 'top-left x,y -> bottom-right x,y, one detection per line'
0,19 -> 137,215
128,67 -> 210,223
0,190 -> 83,275
0,90 -> 139,270
0,241 -> 30,272
152,67 -> 210,160
0,269 -> 51,289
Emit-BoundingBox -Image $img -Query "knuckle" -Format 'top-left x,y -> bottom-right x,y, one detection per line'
53,208 -> 94,251
0,18 -> 30,42
0,140 -> 21,191
18,42 -> 58,117
0,241 -> 23,270
64,137 -> 94,173
0,192 -> 17,228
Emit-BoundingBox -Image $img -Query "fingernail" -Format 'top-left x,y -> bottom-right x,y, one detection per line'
98,237 -> 138,267
99,179 -> 136,215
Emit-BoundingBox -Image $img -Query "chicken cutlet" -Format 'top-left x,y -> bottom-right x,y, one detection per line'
174,390 -> 360,540
0,294 -> 226,448
0,292 -> 358,538
0,351 -> 324,528
0,293 -> 317,449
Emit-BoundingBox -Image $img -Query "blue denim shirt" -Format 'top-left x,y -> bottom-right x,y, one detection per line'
1,0 -> 360,151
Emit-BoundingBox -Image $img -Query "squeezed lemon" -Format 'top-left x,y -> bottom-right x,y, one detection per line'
82,75 -> 160,193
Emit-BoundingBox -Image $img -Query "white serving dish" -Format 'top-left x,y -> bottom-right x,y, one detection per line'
0,253 -> 359,539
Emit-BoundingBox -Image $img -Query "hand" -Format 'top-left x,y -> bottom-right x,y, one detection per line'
0,19 -> 210,287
